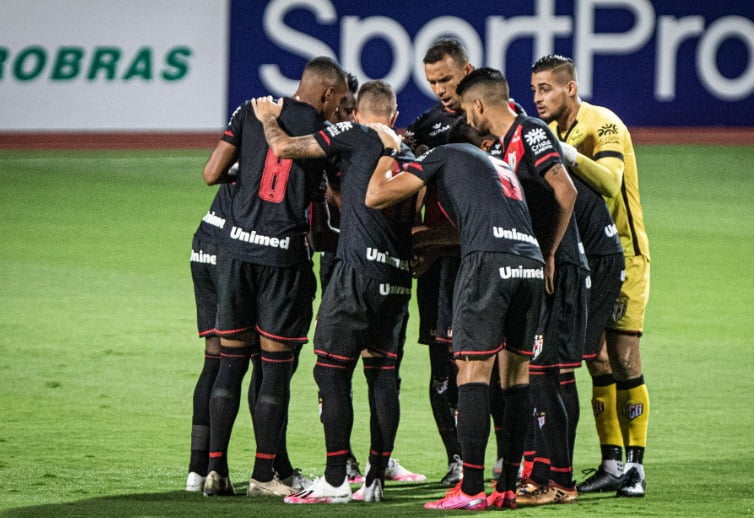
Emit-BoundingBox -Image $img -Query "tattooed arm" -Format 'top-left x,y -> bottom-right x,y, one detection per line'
251,96 -> 326,159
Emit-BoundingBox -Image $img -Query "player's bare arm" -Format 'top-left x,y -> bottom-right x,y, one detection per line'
203,140 -> 239,185
251,96 -> 326,159
365,157 -> 425,210
541,162 -> 578,293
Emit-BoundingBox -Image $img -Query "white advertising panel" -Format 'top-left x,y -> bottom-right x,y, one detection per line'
0,0 -> 229,130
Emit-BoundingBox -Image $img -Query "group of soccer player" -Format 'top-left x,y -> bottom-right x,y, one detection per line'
185,37 -> 651,511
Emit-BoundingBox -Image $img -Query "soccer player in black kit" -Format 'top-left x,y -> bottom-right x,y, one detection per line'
200,56 -> 348,497
366,122 -> 544,511
251,80 -> 417,504
457,68 -> 590,506
404,37 -> 472,486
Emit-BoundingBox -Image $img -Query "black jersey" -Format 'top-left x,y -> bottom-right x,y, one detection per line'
572,174 -> 623,256
313,122 -> 416,286
193,183 -> 234,245
405,103 -> 462,151
402,143 -> 543,264
219,98 -> 330,267
496,115 -> 589,270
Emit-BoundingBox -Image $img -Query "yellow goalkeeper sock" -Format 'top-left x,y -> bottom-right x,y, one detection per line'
617,375 -> 650,450
591,374 -> 623,450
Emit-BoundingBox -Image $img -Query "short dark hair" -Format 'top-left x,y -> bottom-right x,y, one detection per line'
346,72 -> 359,94
447,116 -> 496,147
303,56 -> 347,85
531,54 -> 576,82
456,67 -> 509,102
357,80 -> 396,118
423,38 -> 469,65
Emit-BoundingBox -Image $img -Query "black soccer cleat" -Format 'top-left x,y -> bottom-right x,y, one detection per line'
616,467 -> 646,497
577,466 -> 625,493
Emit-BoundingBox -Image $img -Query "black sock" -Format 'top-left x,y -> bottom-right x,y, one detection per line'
315,355 -> 356,487
363,356 -> 399,485
208,346 -> 252,476
496,384 -> 530,493
489,368 -> 506,462
559,371 -> 579,465
529,370 -> 572,487
251,349 -> 295,482
457,382 -> 489,496
247,353 -> 262,426
428,343 -> 461,463
189,352 -> 221,474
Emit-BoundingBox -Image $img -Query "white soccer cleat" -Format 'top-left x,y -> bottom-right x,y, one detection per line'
352,478 -> 384,502
383,458 -> 427,482
284,476 -> 353,504
185,471 -> 206,492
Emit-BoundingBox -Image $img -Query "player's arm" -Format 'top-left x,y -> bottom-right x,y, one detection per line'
251,96 -> 326,159
203,140 -> 239,185
541,162 -> 577,294
365,156 -> 425,209
560,142 -> 624,197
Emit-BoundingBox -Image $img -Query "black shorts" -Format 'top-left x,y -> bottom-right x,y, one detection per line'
452,252 -> 544,359
314,261 -> 410,361
190,237 -> 220,337
416,259 -> 442,345
215,254 -> 316,345
436,256 -> 460,344
583,253 -> 625,359
531,263 -> 590,370
319,251 -> 337,293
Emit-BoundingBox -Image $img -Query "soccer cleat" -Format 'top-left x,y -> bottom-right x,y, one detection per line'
384,458 -> 427,482
282,468 -> 314,491
352,478 -> 384,502
616,467 -> 646,497
424,482 -> 487,510
441,454 -> 464,486
491,457 -> 503,480
515,478 -> 541,497
203,470 -> 235,496
247,475 -> 295,497
347,457 -> 365,484
577,466 -> 625,493
185,471 -> 206,492
284,476 -> 353,504
516,481 -> 577,506
487,489 -> 516,510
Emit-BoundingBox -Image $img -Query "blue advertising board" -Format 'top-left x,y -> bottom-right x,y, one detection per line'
229,0 -> 754,127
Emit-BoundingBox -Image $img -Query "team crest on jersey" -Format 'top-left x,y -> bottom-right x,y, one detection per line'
598,123 -> 619,137
537,412 -> 546,429
623,403 -> 644,421
592,400 -> 605,417
532,333 -> 544,359
505,151 -> 518,171
611,296 -> 628,323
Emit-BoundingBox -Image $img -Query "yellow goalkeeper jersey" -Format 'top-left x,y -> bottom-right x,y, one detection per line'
552,101 -> 650,259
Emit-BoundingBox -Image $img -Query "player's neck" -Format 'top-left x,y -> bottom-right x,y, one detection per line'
558,98 -> 581,133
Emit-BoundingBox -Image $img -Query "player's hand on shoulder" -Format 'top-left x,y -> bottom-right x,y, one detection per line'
251,96 -> 284,122
367,123 -> 402,151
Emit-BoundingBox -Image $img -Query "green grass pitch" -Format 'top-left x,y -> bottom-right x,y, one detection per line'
0,145 -> 753,517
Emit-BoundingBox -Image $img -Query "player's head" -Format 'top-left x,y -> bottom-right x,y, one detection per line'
331,72 -> 359,123
456,67 -> 510,134
447,117 -> 497,152
354,80 -> 398,126
299,56 -> 348,122
530,54 -> 578,123
423,38 -> 474,112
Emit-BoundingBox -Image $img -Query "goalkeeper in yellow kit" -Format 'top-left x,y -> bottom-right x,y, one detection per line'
530,54 -> 650,498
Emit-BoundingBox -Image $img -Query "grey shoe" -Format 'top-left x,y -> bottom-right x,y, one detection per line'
577,466 -> 625,493
441,454 -> 463,486
282,468 -> 314,491
248,475 -> 295,497
203,470 -> 235,496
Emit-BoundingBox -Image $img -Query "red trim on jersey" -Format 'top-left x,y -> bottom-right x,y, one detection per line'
534,152 -> 560,168
436,201 -> 457,228
318,129 -> 331,146
534,457 -> 551,465
551,466 -> 573,473
224,130 -> 233,137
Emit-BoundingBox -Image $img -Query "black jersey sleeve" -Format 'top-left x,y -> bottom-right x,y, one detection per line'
520,118 -> 563,177
221,101 -> 248,148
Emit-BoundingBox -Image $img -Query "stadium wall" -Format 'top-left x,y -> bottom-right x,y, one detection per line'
1,0 -> 752,148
